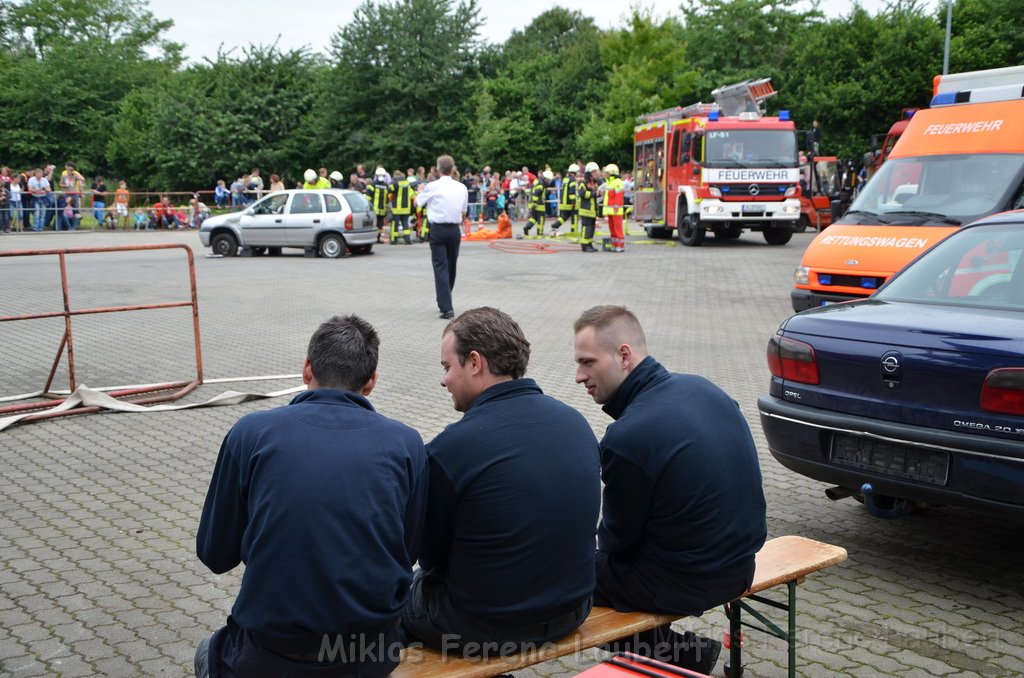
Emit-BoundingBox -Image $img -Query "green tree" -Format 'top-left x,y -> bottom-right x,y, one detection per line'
468,8 -> 606,170
946,0 -> 1024,72
680,0 -> 817,93
577,10 -> 697,167
0,0 -> 181,174
107,45 -> 324,190
319,0 -> 483,172
783,3 -> 943,158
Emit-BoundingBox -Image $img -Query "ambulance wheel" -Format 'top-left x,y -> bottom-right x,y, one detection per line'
763,225 -> 794,245
678,215 -> 705,247
794,215 -> 810,233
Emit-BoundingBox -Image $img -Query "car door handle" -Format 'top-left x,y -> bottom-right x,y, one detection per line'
275,219 -> 282,223
313,219 -> 321,223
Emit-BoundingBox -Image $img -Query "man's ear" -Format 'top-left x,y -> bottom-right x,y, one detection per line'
302,357 -> 314,386
617,343 -> 634,370
360,371 -> 379,396
467,350 -> 486,377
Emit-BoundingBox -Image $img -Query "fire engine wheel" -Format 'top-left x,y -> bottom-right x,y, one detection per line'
678,215 -> 705,247
794,215 -> 810,233
763,225 -> 794,246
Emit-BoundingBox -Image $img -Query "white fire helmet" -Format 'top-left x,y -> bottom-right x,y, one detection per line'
567,163 -> 580,173
585,161 -> 600,173
604,163 -> 620,176
303,169 -> 317,183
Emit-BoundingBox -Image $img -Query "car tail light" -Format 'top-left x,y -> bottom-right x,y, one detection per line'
767,334 -> 820,384
344,214 -> 353,231
980,368 -> 1024,416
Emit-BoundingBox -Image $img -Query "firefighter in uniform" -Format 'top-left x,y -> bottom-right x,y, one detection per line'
577,167 -> 599,252
603,164 -> 626,252
523,170 -> 552,236
548,163 -> 579,237
367,168 -> 390,243
389,170 -> 415,244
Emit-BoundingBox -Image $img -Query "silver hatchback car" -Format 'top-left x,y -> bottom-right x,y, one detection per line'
198,189 -> 378,257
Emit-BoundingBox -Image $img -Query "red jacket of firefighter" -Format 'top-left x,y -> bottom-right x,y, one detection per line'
604,175 -> 625,215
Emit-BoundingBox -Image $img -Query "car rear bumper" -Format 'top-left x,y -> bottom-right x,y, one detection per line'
342,230 -> 379,246
758,394 -> 1024,516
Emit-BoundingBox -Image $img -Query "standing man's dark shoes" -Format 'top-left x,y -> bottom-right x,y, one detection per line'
440,310 -> 455,320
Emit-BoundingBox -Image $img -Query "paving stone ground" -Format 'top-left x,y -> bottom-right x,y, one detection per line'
1,226 -> 1022,677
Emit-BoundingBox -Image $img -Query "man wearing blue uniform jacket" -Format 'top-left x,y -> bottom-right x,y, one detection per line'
573,305 -> 767,675
195,315 -> 428,678
402,307 -> 601,658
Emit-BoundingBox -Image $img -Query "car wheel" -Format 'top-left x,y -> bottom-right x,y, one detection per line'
763,225 -> 794,245
319,234 -> 345,259
678,214 -> 705,247
211,233 -> 239,257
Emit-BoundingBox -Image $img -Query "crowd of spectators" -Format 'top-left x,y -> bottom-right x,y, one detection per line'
0,159 -> 635,234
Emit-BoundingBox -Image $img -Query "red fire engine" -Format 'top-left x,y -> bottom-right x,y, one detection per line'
632,78 -> 801,246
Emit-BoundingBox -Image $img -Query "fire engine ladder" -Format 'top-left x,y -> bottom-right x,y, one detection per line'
711,78 -> 777,116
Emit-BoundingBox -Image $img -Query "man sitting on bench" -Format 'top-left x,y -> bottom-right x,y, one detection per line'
573,305 -> 768,674
402,307 -> 601,658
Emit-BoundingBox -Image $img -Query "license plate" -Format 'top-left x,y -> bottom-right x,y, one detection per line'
831,433 -> 949,485
741,204 -> 765,214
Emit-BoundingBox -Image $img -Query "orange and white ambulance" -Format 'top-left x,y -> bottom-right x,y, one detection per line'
791,65 -> 1024,311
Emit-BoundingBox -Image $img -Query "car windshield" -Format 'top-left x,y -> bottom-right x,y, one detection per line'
704,129 -> 798,168
849,153 -> 1024,225
878,223 -> 1024,311
343,192 -> 371,213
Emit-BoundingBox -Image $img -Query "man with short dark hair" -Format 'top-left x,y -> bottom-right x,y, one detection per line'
573,305 -> 767,675
402,307 -> 600,656
195,315 -> 428,678
416,154 -> 468,320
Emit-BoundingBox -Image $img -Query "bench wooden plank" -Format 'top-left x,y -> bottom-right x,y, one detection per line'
393,535 -> 847,678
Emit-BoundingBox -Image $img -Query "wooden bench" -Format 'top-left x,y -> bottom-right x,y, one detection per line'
393,535 -> 847,678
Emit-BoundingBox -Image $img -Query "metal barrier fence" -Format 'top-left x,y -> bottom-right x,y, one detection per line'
0,243 -> 204,425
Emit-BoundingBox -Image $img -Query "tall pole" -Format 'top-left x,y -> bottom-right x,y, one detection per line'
943,0 -> 953,75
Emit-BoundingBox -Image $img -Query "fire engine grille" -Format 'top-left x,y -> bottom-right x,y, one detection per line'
716,183 -> 790,198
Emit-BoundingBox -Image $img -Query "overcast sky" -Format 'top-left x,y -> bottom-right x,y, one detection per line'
145,0 -> 938,64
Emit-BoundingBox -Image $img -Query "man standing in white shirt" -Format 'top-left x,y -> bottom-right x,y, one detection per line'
416,155 -> 468,320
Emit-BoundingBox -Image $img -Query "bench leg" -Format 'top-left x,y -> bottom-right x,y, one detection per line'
730,582 -> 799,678
728,601 -> 743,678
787,580 -> 796,678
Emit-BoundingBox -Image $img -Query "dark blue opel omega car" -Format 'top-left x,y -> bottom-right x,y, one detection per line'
759,212 -> 1024,519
